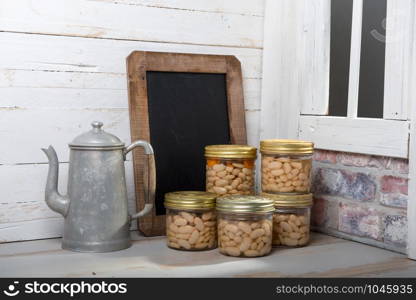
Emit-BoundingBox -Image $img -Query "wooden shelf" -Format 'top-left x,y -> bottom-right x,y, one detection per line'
1,233 -> 415,277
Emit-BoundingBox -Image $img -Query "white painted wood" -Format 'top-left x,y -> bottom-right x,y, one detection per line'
261,0 -> 330,143
0,0 -> 263,48
406,0 -> 416,260
0,71 -> 260,111
245,110 -> 261,148
384,0 -> 414,120
0,71 -> 261,110
0,32 -> 263,78
0,161 -> 139,242
299,0 -> 330,115
260,0 -> 301,140
299,116 -> 409,158
91,0 -> 265,16
0,0 -> 265,243
347,0 -> 363,118
0,108 -> 131,165
1,233 -> 415,277
0,32 -> 263,165
0,218 -> 64,243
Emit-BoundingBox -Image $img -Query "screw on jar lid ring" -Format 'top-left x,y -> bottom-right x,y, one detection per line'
260,139 -> 314,155
204,145 -> 257,159
216,195 -> 274,213
261,192 -> 313,207
164,191 -> 217,210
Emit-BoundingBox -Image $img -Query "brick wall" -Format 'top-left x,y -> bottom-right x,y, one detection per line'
311,150 -> 408,254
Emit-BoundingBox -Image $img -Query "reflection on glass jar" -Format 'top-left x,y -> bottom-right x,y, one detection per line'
205,145 -> 257,196
260,140 -> 314,194
216,195 -> 274,257
164,191 -> 217,251
262,193 -> 312,247
273,207 -> 310,246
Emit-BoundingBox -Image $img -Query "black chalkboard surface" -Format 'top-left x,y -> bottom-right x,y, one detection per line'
127,51 -> 246,236
147,71 -> 231,215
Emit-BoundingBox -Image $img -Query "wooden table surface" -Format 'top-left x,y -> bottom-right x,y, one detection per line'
1,233 -> 415,277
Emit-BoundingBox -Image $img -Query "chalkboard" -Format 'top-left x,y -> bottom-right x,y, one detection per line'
127,51 -> 247,236
147,71 -> 231,216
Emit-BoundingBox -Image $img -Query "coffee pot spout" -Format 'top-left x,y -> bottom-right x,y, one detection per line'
41,146 -> 70,217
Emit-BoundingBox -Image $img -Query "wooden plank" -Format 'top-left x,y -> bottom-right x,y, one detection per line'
0,107 -> 260,164
0,218 -> 64,243
0,162 -> 139,242
384,0 -> 414,120
0,32 -> 263,78
0,69 -> 126,90
245,110 -> 261,148
260,0 -> 301,140
226,56 -> 247,142
0,108 -> 131,165
299,116 -> 409,158
0,71 -> 261,109
407,0 -> 416,260
347,0 -> 363,118
299,0 -> 330,115
1,233 -> 415,277
0,0 -> 263,48
259,0 -> 331,117
0,202 -> 59,224
89,0 -> 265,16
0,162 -> 137,208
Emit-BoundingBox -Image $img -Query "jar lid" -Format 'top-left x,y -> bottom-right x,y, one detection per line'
69,121 -> 125,150
260,139 -> 314,155
216,195 -> 274,214
261,192 -> 313,207
205,144 -> 257,159
164,191 -> 217,210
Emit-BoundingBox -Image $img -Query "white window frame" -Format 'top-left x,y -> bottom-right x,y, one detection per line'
260,0 -> 416,259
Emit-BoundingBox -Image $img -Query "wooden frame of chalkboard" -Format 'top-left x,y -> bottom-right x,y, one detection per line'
126,51 -> 247,236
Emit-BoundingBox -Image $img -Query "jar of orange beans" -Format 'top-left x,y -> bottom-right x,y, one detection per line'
205,145 -> 257,196
260,140 -> 314,194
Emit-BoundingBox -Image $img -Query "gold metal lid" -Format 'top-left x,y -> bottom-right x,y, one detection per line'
216,195 -> 274,214
261,192 -> 313,207
260,139 -> 314,155
164,191 -> 217,210
204,145 -> 257,159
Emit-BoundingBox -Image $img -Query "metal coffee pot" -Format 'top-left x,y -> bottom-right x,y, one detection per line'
42,121 -> 155,252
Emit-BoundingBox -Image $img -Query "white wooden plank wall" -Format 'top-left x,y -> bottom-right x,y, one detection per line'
260,0 -> 330,141
260,0 -> 302,140
384,0 -> 414,120
0,0 -> 265,242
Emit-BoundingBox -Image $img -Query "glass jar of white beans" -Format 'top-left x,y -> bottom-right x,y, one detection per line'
262,193 -> 312,247
205,145 -> 257,196
164,191 -> 217,251
216,195 -> 274,257
260,139 -> 314,194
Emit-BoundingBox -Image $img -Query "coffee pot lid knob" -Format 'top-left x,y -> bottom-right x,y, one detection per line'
69,121 -> 124,149
91,121 -> 103,130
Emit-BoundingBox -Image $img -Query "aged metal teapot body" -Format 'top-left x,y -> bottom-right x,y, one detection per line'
42,121 -> 155,252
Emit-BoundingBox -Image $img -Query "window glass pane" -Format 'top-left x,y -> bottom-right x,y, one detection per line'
357,0 -> 386,118
328,0 -> 353,116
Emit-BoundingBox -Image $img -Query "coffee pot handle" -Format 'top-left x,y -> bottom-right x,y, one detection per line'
124,140 -> 156,220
